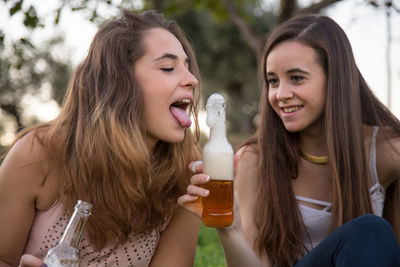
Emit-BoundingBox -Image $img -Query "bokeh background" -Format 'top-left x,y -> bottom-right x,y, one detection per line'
1,0 -> 399,265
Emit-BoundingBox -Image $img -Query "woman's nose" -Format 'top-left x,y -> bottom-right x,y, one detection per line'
276,83 -> 294,102
182,68 -> 198,88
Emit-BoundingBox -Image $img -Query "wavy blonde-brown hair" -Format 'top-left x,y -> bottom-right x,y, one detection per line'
15,10 -> 201,250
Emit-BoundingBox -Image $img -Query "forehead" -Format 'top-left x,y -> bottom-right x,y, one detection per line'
141,28 -> 187,59
266,41 -> 318,71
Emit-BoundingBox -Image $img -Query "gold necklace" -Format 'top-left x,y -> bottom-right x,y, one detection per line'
300,151 -> 328,164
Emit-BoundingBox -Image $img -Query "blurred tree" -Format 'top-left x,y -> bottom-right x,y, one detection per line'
0,35 -> 72,132
1,0 -> 388,139
0,0 -> 349,140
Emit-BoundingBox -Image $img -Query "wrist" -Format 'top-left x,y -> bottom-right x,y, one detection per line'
216,222 -> 241,236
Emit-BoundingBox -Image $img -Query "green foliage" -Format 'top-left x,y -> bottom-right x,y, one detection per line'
195,224 -> 226,267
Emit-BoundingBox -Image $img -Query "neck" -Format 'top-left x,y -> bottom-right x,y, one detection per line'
299,131 -> 328,165
300,130 -> 327,153
300,150 -> 328,164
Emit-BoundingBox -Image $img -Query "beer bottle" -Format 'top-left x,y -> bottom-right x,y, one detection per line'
202,93 -> 234,227
43,200 -> 93,267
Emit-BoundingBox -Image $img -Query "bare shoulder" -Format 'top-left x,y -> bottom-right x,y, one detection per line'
236,144 -> 258,187
0,131 -> 59,209
375,126 -> 400,187
1,132 -> 46,186
236,144 -> 258,171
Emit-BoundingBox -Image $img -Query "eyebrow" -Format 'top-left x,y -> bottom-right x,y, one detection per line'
154,53 -> 190,64
287,68 -> 309,75
266,68 -> 309,76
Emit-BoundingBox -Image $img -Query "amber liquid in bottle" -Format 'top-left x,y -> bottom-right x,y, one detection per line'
43,200 -> 92,267
202,93 -> 234,227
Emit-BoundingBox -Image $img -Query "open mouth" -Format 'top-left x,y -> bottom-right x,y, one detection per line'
281,105 -> 302,113
169,98 -> 192,128
170,98 -> 191,112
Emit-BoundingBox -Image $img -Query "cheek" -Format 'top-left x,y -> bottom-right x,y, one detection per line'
267,90 -> 276,107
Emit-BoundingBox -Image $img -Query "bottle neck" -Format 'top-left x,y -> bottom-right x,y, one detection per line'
209,123 -> 227,141
59,205 -> 91,248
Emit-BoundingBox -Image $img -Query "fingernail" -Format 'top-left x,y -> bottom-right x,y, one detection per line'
204,190 -> 209,197
190,161 -> 202,172
205,175 -> 210,182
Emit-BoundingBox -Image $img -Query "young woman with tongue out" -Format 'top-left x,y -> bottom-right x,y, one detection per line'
0,10 -> 202,267
179,14 -> 400,267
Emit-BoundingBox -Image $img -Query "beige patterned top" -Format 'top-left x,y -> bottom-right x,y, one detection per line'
24,202 -> 164,266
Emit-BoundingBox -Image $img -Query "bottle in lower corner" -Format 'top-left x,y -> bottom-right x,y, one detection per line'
43,200 -> 93,267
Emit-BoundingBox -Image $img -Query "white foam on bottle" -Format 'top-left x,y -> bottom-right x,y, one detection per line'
203,94 -> 234,181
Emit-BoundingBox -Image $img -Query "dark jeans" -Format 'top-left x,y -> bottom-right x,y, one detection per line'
294,214 -> 400,267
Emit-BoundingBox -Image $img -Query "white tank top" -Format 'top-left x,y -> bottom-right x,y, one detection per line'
297,126 -> 385,252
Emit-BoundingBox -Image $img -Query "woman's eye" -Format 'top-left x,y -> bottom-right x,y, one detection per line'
161,67 -> 174,72
291,75 -> 303,82
267,78 -> 278,86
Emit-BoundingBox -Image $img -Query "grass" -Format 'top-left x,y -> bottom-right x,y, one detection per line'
194,224 -> 226,267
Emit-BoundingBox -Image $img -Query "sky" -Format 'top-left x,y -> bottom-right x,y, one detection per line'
0,0 -> 399,142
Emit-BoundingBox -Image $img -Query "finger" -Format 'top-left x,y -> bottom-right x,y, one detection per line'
177,194 -> 199,206
19,254 -> 44,267
190,174 -> 210,185
187,184 -> 209,197
189,160 -> 203,173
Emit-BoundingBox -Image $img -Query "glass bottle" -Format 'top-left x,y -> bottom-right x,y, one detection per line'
43,200 -> 93,267
202,93 -> 234,227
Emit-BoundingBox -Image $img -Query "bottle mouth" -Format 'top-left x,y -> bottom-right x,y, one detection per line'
76,200 -> 93,214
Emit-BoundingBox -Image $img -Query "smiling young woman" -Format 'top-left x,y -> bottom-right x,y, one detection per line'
179,14 -> 400,267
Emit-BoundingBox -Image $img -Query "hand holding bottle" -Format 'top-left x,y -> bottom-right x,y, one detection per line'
178,157 -> 241,228
177,160 -> 208,219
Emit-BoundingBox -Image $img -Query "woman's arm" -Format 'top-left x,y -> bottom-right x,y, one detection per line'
0,134 -> 45,266
149,206 -> 200,267
383,181 -> 400,242
229,146 -> 271,267
216,190 -> 264,267
377,128 -> 400,242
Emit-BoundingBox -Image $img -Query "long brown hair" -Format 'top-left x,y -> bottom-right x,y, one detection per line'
252,14 -> 400,266
15,10 -> 201,250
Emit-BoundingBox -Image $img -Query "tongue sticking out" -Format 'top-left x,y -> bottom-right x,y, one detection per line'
170,106 -> 192,128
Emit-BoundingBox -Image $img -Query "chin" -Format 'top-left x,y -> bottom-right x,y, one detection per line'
283,123 -> 301,133
161,132 -> 185,144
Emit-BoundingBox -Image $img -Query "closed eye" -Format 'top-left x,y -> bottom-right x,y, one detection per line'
161,67 -> 174,72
